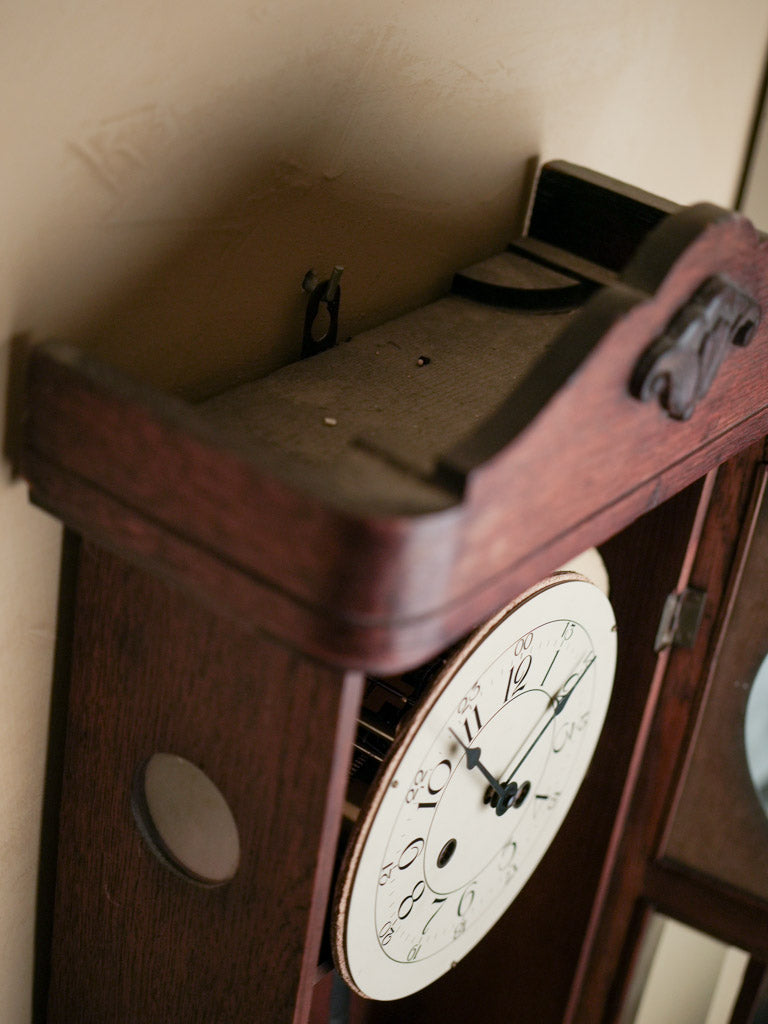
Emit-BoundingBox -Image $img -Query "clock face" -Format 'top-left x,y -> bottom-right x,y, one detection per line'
332,572 -> 617,1000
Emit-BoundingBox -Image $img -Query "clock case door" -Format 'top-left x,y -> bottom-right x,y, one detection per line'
19,163 -> 768,1023
345,470 -> 717,1024
590,450 -> 768,1024
545,441 -> 768,1024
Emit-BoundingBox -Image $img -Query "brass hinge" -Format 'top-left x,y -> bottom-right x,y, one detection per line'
654,587 -> 707,652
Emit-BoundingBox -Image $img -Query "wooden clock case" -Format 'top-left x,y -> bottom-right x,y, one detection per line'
19,162 -> 768,1022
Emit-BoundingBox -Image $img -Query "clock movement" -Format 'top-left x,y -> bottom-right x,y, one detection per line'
18,161 -> 768,1022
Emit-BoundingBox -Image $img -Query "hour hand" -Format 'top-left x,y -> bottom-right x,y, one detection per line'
448,727 -> 505,799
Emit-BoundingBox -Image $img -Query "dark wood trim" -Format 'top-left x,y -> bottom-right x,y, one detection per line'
730,959 -> 768,1024
22,283 -> 768,674
644,860 -> 768,961
525,161 -> 680,271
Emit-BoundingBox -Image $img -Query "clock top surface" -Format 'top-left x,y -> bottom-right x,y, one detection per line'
19,163 -> 768,669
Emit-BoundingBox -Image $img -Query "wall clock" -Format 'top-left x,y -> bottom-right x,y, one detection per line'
18,161 -> 768,1023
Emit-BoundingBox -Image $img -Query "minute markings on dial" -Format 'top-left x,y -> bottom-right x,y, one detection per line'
539,648 -> 559,690
500,652 -> 597,792
504,620 -> 579,704
497,644 -> 596,782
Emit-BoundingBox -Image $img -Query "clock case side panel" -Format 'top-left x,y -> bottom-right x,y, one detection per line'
44,542 -> 364,1024
563,441 -> 768,1024
346,476 -> 708,1024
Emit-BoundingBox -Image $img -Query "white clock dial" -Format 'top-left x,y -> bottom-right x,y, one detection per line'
332,571 -> 617,1000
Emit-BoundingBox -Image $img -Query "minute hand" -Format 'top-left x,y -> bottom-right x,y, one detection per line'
504,654 -> 596,784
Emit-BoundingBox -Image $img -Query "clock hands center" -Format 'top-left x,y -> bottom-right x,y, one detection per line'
449,652 -> 597,817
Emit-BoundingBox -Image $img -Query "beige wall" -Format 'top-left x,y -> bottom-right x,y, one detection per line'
743,67 -> 768,227
2,2 -> 768,1019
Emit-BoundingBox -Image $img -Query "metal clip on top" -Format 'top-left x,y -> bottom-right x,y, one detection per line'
301,265 -> 344,358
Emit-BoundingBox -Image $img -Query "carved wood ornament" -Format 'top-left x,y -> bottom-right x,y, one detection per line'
631,274 -> 761,419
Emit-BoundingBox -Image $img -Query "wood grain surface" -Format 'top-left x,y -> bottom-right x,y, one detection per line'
46,544 -> 363,1023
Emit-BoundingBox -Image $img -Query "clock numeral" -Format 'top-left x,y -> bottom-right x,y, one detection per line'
407,943 -> 422,962
398,880 -> 426,920
379,862 -> 395,886
407,759 -> 453,807
398,838 -> 425,869
428,759 -> 452,794
515,631 -> 533,656
457,681 -> 481,716
422,897 -> 447,935
458,883 -> 476,918
378,921 -> 395,946
535,790 -> 561,811
504,859 -> 518,877
464,705 -> 482,743
562,621 -> 575,642
498,839 -> 517,872
405,770 -> 427,804
505,654 -> 532,702
553,710 -> 590,754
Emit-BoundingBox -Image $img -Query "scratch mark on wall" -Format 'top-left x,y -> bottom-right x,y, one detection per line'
26,627 -> 55,642
66,104 -> 175,201
66,140 -> 121,195
452,61 -> 485,84
321,24 -> 398,180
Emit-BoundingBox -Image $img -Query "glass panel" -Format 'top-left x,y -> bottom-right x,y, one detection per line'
745,655 -> 768,815
620,915 -> 748,1024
